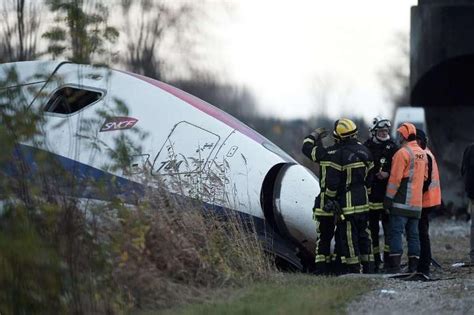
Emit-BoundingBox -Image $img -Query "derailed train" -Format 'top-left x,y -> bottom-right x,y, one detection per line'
0,61 -> 320,270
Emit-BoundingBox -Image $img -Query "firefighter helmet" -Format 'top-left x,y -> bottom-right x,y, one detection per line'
333,118 -> 358,140
369,116 -> 391,141
369,116 -> 391,134
397,122 -> 417,140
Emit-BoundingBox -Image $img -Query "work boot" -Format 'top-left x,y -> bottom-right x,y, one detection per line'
408,256 -> 419,273
362,261 -> 375,274
374,253 -> 382,273
313,262 -> 328,276
382,252 -> 391,271
330,255 -> 344,275
385,254 -> 401,274
417,266 -> 430,276
417,259 -> 430,276
346,263 -> 361,274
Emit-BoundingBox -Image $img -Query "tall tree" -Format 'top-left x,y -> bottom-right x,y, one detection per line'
42,0 -> 119,64
120,0 -> 212,80
0,0 -> 41,62
379,32 -> 410,109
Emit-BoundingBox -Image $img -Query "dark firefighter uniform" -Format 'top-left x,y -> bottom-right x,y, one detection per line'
416,129 -> 441,276
302,128 -> 340,274
364,124 -> 398,271
303,118 -> 375,274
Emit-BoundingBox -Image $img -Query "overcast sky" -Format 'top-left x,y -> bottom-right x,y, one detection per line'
204,0 -> 418,122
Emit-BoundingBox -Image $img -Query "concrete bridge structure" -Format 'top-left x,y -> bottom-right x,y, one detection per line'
410,0 -> 474,209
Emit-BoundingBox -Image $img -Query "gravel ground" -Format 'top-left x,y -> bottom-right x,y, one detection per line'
347,218 -> 474,315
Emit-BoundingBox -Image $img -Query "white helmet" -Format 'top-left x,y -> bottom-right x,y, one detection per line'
369,116 -> 391,141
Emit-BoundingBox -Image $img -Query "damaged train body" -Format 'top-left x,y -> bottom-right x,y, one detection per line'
0,61 -> 319,270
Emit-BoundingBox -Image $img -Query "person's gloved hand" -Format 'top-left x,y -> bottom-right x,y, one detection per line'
323,199 -> 335,213
383,197 -> 393,213
376,171 -> 389,180
310,127 -> 328,141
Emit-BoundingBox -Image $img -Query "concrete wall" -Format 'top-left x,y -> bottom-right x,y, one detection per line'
425,106 -> 474,208
411,1 -> 474,92
411,0 -> 474,208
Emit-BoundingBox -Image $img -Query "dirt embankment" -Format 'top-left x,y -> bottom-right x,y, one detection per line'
348,219 -> 474,315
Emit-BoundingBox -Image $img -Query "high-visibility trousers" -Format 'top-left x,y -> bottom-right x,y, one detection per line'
337,212 -> 373,265
314,216 -> 336,267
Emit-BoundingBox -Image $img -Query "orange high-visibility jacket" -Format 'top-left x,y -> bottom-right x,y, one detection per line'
422,149 -> 441,208
386,140 -> 428,218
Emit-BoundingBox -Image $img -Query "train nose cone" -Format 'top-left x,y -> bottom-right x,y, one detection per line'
273,164 -> 319,251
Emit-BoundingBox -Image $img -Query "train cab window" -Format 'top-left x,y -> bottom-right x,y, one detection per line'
44,86 -> 102,114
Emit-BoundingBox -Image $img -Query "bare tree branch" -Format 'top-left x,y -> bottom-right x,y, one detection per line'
42,0 -> 118,64
0,0 -> 41,62
378,32 -> 410,109
120,0 -> 212,80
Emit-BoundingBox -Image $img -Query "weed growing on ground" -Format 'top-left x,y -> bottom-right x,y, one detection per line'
159,273 -> 376,315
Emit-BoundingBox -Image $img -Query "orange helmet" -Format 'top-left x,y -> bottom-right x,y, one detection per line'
397,122 -> 417,140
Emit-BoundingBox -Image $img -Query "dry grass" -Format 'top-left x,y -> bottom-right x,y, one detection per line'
1,179 -> 276,313
108,190 -> 276,311
0,71 -> 275,314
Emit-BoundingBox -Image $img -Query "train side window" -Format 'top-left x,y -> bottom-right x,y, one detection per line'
44,86 -> 103,114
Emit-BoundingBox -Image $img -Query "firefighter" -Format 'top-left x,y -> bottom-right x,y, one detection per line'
416,129 -> 441,276
364,116 -> 398,272
303,118 -> 375,274
302,126 -> 337,275
384,122 -> 428,273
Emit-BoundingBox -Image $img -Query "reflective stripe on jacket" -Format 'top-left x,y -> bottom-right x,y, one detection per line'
303,135 -> 338,217
363,138 -> 398,208
385,140 -> 428,218
303,135 -> 374,217
422,149 -> 441,208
